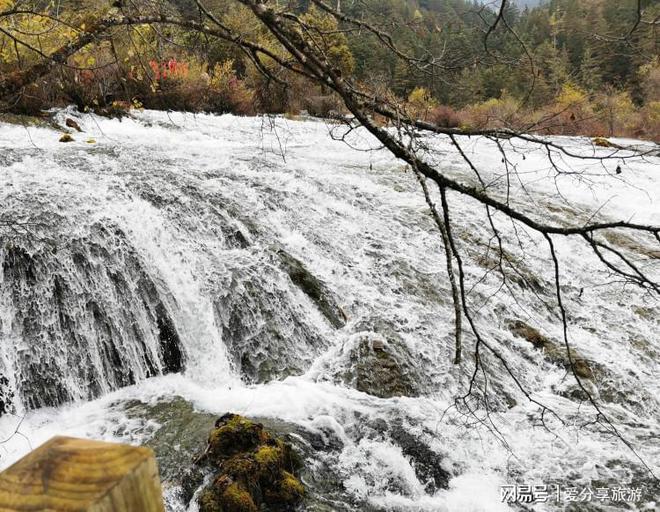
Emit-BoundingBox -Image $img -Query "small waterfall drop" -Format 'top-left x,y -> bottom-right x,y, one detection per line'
0,109 -> 658,512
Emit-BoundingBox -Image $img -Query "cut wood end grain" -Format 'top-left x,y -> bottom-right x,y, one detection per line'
0,436 -> 165,512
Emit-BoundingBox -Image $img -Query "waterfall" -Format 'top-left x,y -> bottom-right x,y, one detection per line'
0,109 -> 658,511
0,110 -> 351,412
0,226 -> 183,409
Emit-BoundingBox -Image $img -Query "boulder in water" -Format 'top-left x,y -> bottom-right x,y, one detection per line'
318,318 -> 426,399
592,137 -> 612,148
59,133 -> 74,143
197,413 -> 304,512
355,336 -> 417,398
65,118 -> 82,132
342,331 -> 420,398
389,424 -> 450,492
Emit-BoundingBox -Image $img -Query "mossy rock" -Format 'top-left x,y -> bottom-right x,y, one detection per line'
265,471 -> 305,505
199,487 -> 225,512
59,133 -> 74,143
199,480 -> 259,512
592,137 -> 612,148
220,482 -> 258,512
198,413 -> 304,512
208,414 -> 268,462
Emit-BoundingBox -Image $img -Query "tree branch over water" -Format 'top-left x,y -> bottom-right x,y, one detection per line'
0,0 -> 658,478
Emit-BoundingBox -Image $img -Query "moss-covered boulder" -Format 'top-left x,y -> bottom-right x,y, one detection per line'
592,137 -> 612,148
197,413 -> 304,512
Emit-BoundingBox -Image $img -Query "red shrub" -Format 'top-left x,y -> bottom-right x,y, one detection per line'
429,105 -> 463,128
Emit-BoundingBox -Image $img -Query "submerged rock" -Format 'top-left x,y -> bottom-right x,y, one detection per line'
275,247 -> 346,329
509,320 -> 594,380
197,413 -> 304,512
506,320 -> 649,407
215,246 -> 346,384
120,397 -> 216,506
214,268 -> 329,384
1,225 -> 186,410
389,425 -> 450,493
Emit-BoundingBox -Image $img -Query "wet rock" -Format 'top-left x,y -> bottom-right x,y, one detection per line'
592,137 -> 612,148
215,248 -> 343,383
1,225 -> 186,410
197,413 -> 304,512
59,133 -> 74,143
116,397 -> 381,512
342,332 -> 420,399
215,270 -> 328,383
153,302 -> 184,374
65,118 -> 83,132
389,425 -> 450,493
0,375 -> 14,417
384,257 -> 450,304
275,247 -> 346,329
603,231 -> 660,259
0,112 -> 58,129
121,397 -> 215,505
94,101 -> 131,119
509,320 -> 594,380
507,320 -> 650,409
356,337 -> 416,398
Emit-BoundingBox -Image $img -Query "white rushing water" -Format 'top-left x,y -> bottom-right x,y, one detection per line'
0,109 -> 658,511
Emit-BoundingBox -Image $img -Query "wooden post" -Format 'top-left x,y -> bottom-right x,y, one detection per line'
0,436 -> 165,511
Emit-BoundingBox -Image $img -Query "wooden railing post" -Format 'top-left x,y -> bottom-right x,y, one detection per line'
0,436 -> 165,511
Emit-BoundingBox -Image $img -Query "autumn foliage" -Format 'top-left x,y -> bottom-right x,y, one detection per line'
0,0 -> 658,139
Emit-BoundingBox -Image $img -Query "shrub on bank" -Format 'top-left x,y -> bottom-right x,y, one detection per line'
428,105 -> 463,128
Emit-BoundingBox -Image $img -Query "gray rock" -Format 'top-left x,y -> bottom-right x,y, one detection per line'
338,319 -> 423,399
275,247 -> 346,329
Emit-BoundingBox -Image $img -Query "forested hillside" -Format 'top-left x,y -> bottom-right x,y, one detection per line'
1,0 -> 658,137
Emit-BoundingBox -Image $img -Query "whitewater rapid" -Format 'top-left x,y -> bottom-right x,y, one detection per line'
0,109 -> 658,511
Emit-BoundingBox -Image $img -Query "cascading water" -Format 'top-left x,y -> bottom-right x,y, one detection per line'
0,109 -> 658,511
